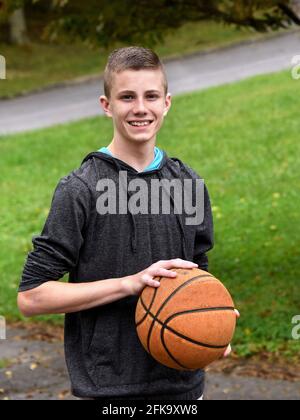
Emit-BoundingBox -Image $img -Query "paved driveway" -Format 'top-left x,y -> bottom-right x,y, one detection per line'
1,326 -> 299,400
0,31 -> 299,135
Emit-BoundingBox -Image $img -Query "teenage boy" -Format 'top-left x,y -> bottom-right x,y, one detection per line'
18,46 -> 236,400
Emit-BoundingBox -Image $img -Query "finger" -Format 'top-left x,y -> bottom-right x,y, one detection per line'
234,309 -> 240,318
141,274 -> 160,288
151,268 -> 178,278
164,259 -> 198,269
223,344 -> 232,358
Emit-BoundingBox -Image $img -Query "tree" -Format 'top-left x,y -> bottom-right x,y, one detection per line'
8,4 -> 29,45
0,0 -> 30,45
40,0 -> 300,48
290,0 -> 300,17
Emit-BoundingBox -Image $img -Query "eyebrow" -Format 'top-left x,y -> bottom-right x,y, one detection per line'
117,90 -> 161,95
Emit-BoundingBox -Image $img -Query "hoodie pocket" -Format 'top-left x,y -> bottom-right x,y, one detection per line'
84,304 -> 124,387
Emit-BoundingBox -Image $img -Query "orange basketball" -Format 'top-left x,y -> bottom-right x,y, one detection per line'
135,267 -> 236,370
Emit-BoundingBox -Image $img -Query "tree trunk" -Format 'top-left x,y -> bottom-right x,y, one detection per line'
8,7 -> 29,45
290,0 -> 300,18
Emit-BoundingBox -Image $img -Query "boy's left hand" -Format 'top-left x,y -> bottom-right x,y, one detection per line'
223,309 -> 240,358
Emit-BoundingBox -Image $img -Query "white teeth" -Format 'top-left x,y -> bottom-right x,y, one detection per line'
128,121 -> 151,126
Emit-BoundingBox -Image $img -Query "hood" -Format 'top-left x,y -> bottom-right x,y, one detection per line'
82,150 -> 168,175
81,151 -> 189,259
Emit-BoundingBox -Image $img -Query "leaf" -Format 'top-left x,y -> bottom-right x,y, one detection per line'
58,389 -> 70,400
29,363 -> 38,371
4,371 -> 12,379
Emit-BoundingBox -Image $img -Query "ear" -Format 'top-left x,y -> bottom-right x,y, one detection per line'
163,92 -> 172,117
99,95 -> 113,118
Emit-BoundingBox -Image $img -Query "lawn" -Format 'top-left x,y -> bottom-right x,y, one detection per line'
0,70 -> 299,361
0,20 -> 288,98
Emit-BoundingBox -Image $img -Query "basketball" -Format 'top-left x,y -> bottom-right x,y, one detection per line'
135,267 -> 236,370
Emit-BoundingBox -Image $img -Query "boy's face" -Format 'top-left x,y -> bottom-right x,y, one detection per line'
100,69 -> 171,145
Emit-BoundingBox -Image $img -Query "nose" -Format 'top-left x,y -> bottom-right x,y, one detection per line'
132,97 -> 147,115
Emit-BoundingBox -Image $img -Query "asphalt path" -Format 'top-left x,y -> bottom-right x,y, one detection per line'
1,326 -> 299,400
0,31 -> 299,135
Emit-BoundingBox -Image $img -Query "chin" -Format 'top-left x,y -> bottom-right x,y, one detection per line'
126,131 -> 156,143
130,137 -> 153,144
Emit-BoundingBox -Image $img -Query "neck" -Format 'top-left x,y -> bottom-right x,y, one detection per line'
107,138 -> 156,172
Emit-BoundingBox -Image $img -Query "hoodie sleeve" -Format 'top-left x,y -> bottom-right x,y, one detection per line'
18,174 -> 91,292
193,183 -> 214,272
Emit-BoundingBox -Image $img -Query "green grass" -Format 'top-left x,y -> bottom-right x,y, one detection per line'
0,359 -> 12,369
0,70 -> 300,360
0,20 -> 285,98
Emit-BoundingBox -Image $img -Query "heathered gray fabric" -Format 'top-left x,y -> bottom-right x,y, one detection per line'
19,150 -> 214,399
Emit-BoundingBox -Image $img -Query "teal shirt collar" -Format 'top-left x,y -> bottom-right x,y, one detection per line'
98,146 -> 163,172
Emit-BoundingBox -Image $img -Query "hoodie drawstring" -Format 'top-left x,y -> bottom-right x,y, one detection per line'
157,170 -> 189,260
111,159 -> 138,254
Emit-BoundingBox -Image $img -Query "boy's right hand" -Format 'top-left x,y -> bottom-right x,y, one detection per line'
122,258 -> 199,296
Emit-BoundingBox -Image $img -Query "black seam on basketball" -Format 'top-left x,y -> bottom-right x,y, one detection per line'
140,298 -> 233,349
162,308 -> 234,348
165,307 -> 235,319
162,326 -> 229,349
140,298 -> 235,317
146,274 -> 214,353
162,318 -> 230,349
160,326 -> 191,370
136,282 -> 159,327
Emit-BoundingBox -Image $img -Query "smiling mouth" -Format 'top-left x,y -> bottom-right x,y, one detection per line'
127,120 -> 154,127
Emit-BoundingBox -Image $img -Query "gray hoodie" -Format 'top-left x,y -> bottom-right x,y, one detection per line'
19,150 -> 214,399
